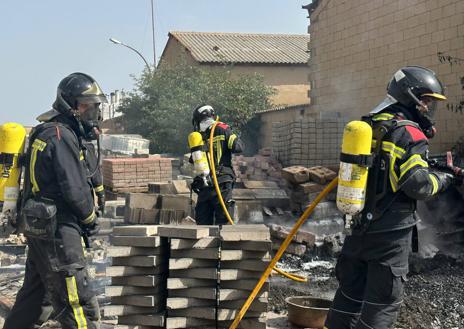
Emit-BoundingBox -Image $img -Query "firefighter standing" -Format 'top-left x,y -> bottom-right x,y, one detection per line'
189,104 -> 243,225
325,66 -> 455,329
4,72 -> 107,329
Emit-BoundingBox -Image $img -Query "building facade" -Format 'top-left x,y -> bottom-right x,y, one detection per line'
305,0 -> 464,152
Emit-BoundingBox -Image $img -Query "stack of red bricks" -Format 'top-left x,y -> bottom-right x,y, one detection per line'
102,156 -> 173,193
232,148 -> 286,187
281,165 -> 338,213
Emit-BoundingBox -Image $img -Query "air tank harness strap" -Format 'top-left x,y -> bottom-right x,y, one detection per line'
339,153 -> 374,167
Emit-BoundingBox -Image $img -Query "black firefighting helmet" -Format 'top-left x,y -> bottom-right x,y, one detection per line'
192,104 -> 216,131
53,72 -> 108,114
386,66 -> 446,111
51,73 -> 107,139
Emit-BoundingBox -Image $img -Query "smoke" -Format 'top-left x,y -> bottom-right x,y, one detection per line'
417,187 -> 464,256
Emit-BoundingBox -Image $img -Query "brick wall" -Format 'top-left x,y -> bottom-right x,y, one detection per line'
272,116 -> 348,167
307,0 -> 464,152
102,157 -> 173,193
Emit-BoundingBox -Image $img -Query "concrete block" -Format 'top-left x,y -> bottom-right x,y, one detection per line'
169,268 -> 260,280
106,266 -> 163,277
148,182 -> 174,194
112,255 -> 164,267
272,239 -> 307,256
114,325 -> 154,329
231,189 -> 255,200
166,297 -> 215,309
222,240 -> 271,251
165,317 -> 211,329
104,305 -> 155,317
307,166 -> 337,184
169,307 -> 262,321
111,275 -> 163,287
243,180 -> 278,189
111,295 -> 162,308
125,193 -> 161,209
110,235 -> 161,247
219,297 -> 268,311
105,285 -> 161,297
168,287 -> 217,300
112,225 -> 159,236
160,194 -> 191,212
139,209 -> 160,224
220,259 -> 270,272
157,225 -> 212,239
107,246 -> 163,257
169,258 -> 217,270
281,166 -> 310,184
167,278 -> 217,289
117,314 -> 165,327
220,225 -> 270,241
297,182 -> 325,194
170,238 -> 219,250
220,280 -> 269,291
172,180 -> 191,194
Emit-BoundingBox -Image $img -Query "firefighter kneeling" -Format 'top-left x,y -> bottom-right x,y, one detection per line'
188,104 -> 244,225
326,66 -> 456,329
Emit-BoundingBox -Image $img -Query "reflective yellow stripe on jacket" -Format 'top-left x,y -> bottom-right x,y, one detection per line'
30,139 -> 47,194
65,276 -> 88,329
399,154 -> 428,180
381,141 -> 406,192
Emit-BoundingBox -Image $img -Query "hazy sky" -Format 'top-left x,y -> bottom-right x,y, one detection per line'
0,1 -> 310,125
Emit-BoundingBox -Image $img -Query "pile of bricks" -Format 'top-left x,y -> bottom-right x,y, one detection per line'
281,165 -> 338,213
105,225 -> 270,329
269,224 -> 316,256
272,117 -> 348,168
232,148 -> 286,187
104,225 -> 168,328
102,156 -> 173,194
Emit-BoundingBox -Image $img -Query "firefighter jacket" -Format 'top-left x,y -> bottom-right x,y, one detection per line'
26,119 -> 96,226
203,122 -> 243,182
359,104 -> 444,233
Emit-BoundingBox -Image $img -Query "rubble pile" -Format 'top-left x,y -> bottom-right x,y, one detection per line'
232,148 -> 286,187
102,156 -> 173,195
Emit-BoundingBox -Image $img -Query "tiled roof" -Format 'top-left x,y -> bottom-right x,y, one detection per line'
169,31 -> 310,65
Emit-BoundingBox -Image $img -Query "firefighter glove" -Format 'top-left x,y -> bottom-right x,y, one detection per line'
433,172 -> 455,192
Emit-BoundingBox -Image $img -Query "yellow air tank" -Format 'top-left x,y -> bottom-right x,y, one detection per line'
0,122 -> 27,217
336,121 -> 372,216
188,131 -> 210,177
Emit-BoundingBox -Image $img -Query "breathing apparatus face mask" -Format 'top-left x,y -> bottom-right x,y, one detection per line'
199,117 -> 216,132
79,103 -> 102,140
415,97 -> 438,139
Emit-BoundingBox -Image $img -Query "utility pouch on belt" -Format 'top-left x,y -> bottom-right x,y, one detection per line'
21,197 -> 57,239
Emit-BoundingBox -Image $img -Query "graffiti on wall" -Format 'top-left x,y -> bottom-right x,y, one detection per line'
437,52 -> 464,114
437,52 -> 464,66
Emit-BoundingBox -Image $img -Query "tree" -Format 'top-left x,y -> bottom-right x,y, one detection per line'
118,63 -> 275,154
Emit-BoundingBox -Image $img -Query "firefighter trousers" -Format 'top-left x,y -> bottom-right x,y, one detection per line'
325,227 -> 412,329
4,224 -> 100,329
195,181 -> 233,225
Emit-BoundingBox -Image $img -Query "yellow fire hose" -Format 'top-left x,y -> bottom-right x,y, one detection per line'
229,177 -> 338,329
207,122 -> 309,284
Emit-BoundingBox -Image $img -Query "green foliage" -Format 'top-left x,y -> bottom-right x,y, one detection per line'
118,63 -> 275,154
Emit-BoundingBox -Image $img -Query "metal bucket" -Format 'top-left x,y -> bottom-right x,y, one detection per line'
286,296 -> 332,328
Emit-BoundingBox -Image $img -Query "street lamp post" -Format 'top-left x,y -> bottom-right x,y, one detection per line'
109,38 -> 152,73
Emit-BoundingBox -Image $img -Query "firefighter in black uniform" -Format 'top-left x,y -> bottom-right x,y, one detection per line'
325,66 -> 455,329
190,104 -> 244,225
4,72 -> 107,329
